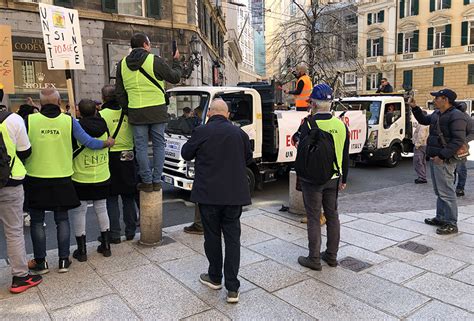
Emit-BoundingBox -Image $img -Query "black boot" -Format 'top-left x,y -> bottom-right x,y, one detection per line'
73,235 -> 87,262
97,231 -> 112,257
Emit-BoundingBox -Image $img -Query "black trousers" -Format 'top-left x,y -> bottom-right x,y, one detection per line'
199,204 -> 242,292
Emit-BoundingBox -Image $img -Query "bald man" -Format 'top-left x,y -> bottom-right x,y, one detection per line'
24,88 -> 114,274
284,64 -> 313,111
181,99 -> 252,304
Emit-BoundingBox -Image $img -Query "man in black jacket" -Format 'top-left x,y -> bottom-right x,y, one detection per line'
410,89 -> 467,235
181,99 -> 252,304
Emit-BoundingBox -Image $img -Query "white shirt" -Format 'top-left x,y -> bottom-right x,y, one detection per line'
4,113 -> 31,152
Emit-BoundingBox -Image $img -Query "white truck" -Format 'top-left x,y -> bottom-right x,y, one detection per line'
335,94 -> 416,167
162,83 -> 367,192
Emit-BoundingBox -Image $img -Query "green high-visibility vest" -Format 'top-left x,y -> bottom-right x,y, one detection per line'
99,108 -> 134,152
26,113 -> 73,178
72,132 -> 110,184
0,121 -> 27,180
307,116 -> 347,178
121,54 -> 166,108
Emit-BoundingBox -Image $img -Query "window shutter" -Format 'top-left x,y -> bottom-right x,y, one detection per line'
443,0 -> 451,9
397,33 -> 404,54
367,39 -> 371,57
427,27 -> 434,50
433,67 -> 444,86
102,0 -> 117,13
378,10 -> 384,23
147,0 -> 161,19
54,0 -> 73,7
445,24 -> 451,48
378,37 -> 384,56
413,0 -> 419,15
468,64 -> 474,84
399,0 -> 405,18
366,76 -> 372,90
465,0 -> 471,4
430,0 -> 435,12
403,70 -> 413,89
412,30 -> 419,52
367,14 -> 372,25
462,21 -> 469,46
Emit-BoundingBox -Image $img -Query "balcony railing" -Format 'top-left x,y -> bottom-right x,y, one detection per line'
432,49 -> 446,57
467,45 -> 474,53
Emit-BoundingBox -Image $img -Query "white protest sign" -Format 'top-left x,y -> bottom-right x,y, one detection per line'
39,3 -> 85,70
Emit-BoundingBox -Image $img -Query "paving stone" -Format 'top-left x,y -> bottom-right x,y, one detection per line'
291,235 -> 328,250
458,212 -> 474,221
389,219 -> 458,239
239,247 -> 266,267
451,265 -> 474,286
88,242 -> 150,275
275,278 -> 396,320
379,246 -> 425,263
0,267 -> 40,301
133,238 -> 197,264
345,219 -> 419,242
463,216 -> 474,224
183,309 -> 230,321
339,256 -> 372,272
339,226 -> 397,251
344,212 -> 400,224
263,212 -> 307,228
337,245 -> 390,265
240,225 -> 275,247
412,253 -> 467,275
398,241 -> 433,255
249,239 -> 310,272
417,209 -> 437,216
406,300 -> 474,320
0,292 -> 50,320
405,272 -> 474,312
167,229 -> 205,255
411,235 -> 474,264
241,215 -> 307,241
390,211 -> 431,222
369,261 -> 425,283
0,260 -> 7,268
239,260 -> 308,292
338,213 -> 359,224
159,254 -> 256,306
38,262 -> 113,310
51,294 -> 138,320
458,221 -> 474,235
216,288 -> 314,320
242,208 -> 267,217
309,267 -> 430,317
105,264 -> 209,319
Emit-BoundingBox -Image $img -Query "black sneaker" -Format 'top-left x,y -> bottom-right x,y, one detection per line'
297,256 -> 322,271
321,251 -> 338,267
153,182 -> 162,191
28,259 -> 49,275
436,224 -> 458,235
137,183 -> 153,193
456,188 -> 465,197
199,273 -> 222,290
184,223 -> 204,235
424,217 -> 444,226
227,291 -> 240,304
58,258 -> 72,273
10,274 -> 43,294
414,178 -> 427,184
126,234 -> 135,241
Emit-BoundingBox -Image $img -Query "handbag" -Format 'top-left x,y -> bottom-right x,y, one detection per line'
435,115 -> 470,161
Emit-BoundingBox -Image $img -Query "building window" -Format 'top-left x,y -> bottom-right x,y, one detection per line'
118,0 -> 144,16
431,0 -> 451,11
367,73 -> 382,90
367,37 -> 383,57
402,0 -> 419,17
345,14 -> 357,26
468,64 -> 474,84
433,67 -> 444,86
435,26 -> 446,49
347,34 -> 358,59
469,22 -> 474,44
344,72 -> 356,85
403,70 -> 413,89
404,32 -> 414,53
367,11 -> 384,25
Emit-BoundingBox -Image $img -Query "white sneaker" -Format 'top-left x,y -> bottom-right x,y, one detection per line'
23,213 -> 31,227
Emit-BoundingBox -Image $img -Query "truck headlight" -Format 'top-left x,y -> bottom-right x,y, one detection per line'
186,161 -> 195,178
366,130 -> 378,150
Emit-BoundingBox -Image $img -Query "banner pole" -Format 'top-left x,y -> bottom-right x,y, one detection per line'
65,60 -> 76,118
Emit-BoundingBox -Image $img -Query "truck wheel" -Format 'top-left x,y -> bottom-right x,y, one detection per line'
385,146 -> 401,168
247,168 -> 256,196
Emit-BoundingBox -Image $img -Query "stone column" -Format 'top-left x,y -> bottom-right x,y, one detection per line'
139,190 -> 163,246
289,170 -> 305,215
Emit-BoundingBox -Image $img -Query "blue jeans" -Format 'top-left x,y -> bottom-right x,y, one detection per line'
133,123 -> 166,184
30,209 -> 70,259
430,161 -> 458,226
455,160 -> 467,190
106,194 -> 138,239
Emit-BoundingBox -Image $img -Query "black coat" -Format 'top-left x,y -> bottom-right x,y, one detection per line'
181,115 -> 252,206
412,106 -> 467,160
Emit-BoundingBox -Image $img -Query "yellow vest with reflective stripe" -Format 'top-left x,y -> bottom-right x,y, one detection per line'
295,75 -> 313,108
72,132 -> 110,184
99,108 -> 134,152
307,116 -> 347,178
121,54 -> 166,108
0,121 -> 26,180
25,113 -> 73,178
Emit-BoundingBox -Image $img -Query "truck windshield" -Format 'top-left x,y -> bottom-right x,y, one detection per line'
339,101 -> 381,125
168,91 -> 210,123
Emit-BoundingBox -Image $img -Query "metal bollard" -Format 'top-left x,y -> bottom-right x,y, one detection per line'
289,170 -> 306,215
139,190 -> 163,246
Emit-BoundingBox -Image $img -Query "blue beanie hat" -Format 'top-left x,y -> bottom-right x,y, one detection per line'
310,83 -> 333,101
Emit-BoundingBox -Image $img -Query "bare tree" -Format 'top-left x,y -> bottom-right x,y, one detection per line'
268,0 -> 363,96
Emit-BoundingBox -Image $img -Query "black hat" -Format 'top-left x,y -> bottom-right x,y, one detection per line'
430,88 -> 457,103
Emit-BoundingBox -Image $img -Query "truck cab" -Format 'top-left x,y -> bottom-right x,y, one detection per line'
336,95 -> 412,167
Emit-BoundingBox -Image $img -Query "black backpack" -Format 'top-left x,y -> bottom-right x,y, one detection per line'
295,117 -> 339,185
0,111 -> 13,188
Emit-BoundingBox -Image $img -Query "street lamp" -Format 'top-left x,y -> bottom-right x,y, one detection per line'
182,35 -> 202,79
